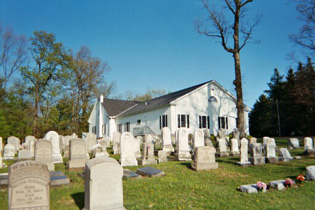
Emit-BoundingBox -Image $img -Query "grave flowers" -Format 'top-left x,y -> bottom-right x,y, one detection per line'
256,181 -> 267,192
296,175 -> 305,185
284,178 -> 294,188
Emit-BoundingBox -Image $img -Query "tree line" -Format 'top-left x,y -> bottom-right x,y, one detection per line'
249,58 -> 315,137
0,29 -> 115,139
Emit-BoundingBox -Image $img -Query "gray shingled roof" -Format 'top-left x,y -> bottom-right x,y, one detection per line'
101,99 -> 137,116
115,81 -> 209,117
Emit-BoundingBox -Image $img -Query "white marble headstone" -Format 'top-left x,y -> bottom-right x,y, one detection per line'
120,132 -> 138,166
193,129 -> 205,148
44,131 -> 63,163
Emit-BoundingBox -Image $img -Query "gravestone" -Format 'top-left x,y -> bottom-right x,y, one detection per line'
161,127 -> 174,155
7,136 -> 20,153
35,140 -> 55,171
85,133 -> 97,153
269,180 -> 286,190
136,166 -> 165,177
3,144 -> 15,159
304,137 -> 314,155
0,136 -> 3,151
250,137 -> 257,144
18,150 -> 32,160
59,135 -> 64,154
91,144 -> 109,158
0,151 -> 2,168
8,160 -> 50,210
104,137 -> 111,147
265,143 -> 278,163
232,128 -> 240,140
67,138 -> 88,169
97,139 -> 107,151
84,157 -> 125,210
216,139 -> 229,157
192,146 -> 218,171
193,129 -> 205,148
249,143 -> 265,165
230,138 -> 240,156
175,128 -> 191,161
140,134 -> 157,165
262,136 -> 270,146
240,184 -> 266,193
236,138 -> 251,167
278,148 -> 293,162
44,131 -> 63,163
120,132 -> 138,166
249,137 -> 257,152
123,169 -> 141,180
113,132 -> 121,155
158,150 -> 168,163
134,136 -> 141,159
28,138 -> 36,157
287,138 -> 300,149
306,166 -> 315,180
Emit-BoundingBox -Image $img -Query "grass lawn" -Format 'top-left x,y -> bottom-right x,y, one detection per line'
0,138 -> 315,210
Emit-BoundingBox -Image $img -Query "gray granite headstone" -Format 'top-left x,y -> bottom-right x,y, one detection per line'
84,157 -> 125,210
278,148 -> 293,162
269,180 -> 286,190
8,160 -> 50,210
140,134 -> 157,165
136,166 -> 165,177
192,146 -> 218,171
249,143 -> 265,165
123,169 -> 141,180
240,184 -> 266,193
306,165 -> 315,180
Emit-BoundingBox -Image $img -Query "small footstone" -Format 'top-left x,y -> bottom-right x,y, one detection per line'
50,171 -> 70,186
306,166 -> 315,180
136,167 -> 165,177
269,180 -> 285,190
294,156 -> 302,160
236,162 -> 251,167
123,169 -> 142,180
240,184 -> 266,193
0,173 -> 8,187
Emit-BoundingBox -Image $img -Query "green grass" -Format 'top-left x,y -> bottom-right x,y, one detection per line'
1,138 -> 315,210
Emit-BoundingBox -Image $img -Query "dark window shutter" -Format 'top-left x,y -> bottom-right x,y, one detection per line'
160,116 -> 161,129
199,116 -> 201,128
226,117 -> 228,129
187,115 -> 190,128
218,117 -> 221,129
178,115 -> 180,128
207,116 -> 210,129
166,115 -> 168,127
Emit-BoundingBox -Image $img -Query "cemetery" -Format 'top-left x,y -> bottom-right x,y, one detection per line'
0,131 -> 314,209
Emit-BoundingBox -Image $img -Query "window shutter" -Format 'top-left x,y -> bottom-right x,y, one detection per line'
199,116 -> 201,128
178,115 -> 180,128
160,116 -> 161,129
207,116 -> 210,129
187,115 -> 190,128
166,115 -> 168,127
218,117 -> 221,129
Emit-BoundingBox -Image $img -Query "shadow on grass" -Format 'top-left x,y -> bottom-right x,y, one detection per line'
216,157 -> 239,165
71,192 -> 84,209
180,162 -> 192,169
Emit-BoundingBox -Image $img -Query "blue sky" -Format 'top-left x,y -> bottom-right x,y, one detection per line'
0,0 -> 305,108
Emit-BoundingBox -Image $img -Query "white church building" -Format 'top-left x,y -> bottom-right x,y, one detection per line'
88,80 -> 251,139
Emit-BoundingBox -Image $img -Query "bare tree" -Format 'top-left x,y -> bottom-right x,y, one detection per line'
195,0 -> 259,138
0,25 -> 27,88
290,0 -> 315,58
